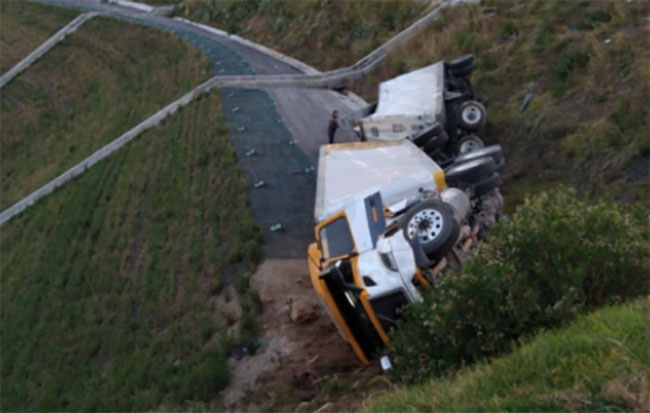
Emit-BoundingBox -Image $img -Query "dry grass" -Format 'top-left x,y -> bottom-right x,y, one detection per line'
0,1 -> 78,74
0,10 -> 211,210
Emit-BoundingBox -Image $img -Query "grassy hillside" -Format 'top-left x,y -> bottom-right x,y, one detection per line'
180,0 -> 430,71
0,9 -> 211,209
367,297 -> 650,412
0,1 -> 78,74
357,0 -> 650,208
0,91 -> 261,411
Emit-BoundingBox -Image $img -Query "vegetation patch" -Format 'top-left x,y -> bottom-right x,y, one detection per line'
1,92 -> 261,411
387,187 -> 649,383
0,1 -> 78,74
1,10 -> 211,210
180,0 -> 429,71
368,297 -> 650,412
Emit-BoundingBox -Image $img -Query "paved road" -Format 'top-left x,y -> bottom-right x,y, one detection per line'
37,0 -> 365,258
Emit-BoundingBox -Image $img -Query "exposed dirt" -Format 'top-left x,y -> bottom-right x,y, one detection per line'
222,259 -> 379,411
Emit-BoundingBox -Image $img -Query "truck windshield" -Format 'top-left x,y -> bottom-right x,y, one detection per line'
320,217 -> 355,259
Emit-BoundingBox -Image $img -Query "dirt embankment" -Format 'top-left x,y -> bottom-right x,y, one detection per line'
223,259 -> 384,412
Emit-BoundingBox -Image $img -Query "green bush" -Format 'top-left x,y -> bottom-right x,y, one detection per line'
183,350 -> 230,402
388,187 -> 649,383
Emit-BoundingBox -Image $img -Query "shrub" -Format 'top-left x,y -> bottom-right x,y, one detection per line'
183,349 -> 230,402
388,187 -> 649,383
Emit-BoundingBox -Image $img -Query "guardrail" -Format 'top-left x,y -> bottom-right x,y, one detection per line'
168,1 -> 452,89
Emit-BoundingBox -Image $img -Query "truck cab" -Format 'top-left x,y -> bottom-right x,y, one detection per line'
308,140 -> 461,364
308,138 -> 506,364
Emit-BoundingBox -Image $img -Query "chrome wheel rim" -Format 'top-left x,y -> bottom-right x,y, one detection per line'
407,209 -> 443,244
460,139 -> 482,153
461,105 -> 482,125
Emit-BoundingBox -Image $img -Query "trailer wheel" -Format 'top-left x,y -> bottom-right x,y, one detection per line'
454,145 -> 503,165
446,54 -> 475,72
402,200 -> 459,258
457,101 -> 486,131
458,135 -> 485,154
472,172 -> 502,198
445,157 -> 496,187
451,62 -> 477,78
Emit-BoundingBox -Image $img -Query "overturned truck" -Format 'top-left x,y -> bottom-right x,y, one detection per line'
307,139 -> 505,364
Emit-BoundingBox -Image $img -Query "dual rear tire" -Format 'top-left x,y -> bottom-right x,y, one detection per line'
444,145 -> 505,197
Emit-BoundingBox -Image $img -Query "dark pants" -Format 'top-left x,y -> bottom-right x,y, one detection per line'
328,129 -> 336,144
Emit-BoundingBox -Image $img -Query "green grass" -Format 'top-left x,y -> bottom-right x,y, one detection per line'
0,92 -> 262,411
367,297 -> 650,412
354,0 -> 649,209
0,9 -> 211,210
180,0 -> 430,71
0,0 -> 79,74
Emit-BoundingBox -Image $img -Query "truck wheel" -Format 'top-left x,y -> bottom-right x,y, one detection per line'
446,54 -> 475,72
401,200 -> 459,258
458,135 -> 485,154
454,145 -> 504,165
451,62 -> 477,78
457,101 -> 486,131
445,157 -> 496,186
472,172 -> 502,197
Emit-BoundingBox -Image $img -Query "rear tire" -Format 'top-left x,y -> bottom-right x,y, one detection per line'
458,135 -> 485,154
454,145 -> 503,165
451,62 -> 477,78
446,54 -> 475,71
472,172 -> 502,197
445,157 -> 496,187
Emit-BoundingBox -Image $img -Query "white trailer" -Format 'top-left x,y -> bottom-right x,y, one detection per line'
352,55 -> 489,164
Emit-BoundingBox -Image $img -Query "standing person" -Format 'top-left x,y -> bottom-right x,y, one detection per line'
327,110 -> 339,144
